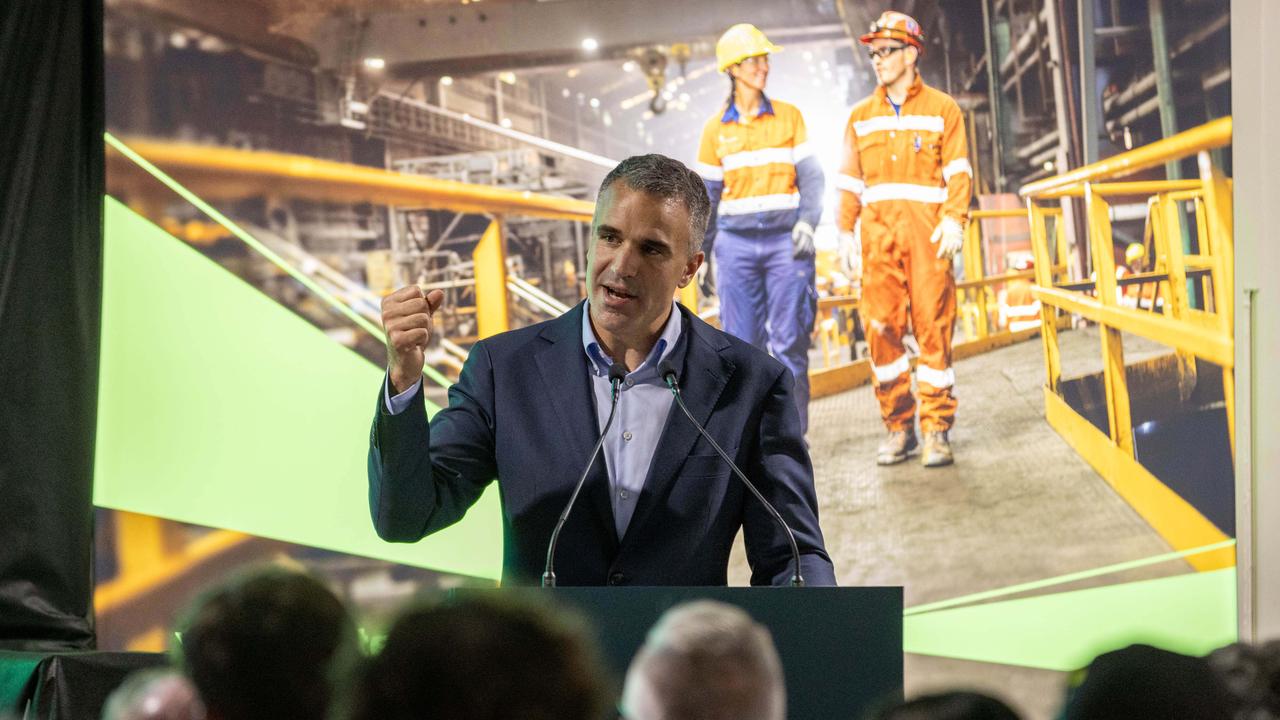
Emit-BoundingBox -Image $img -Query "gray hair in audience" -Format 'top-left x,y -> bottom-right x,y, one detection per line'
621,600 -> 785,720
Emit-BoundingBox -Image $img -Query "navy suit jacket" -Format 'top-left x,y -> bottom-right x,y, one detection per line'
368,302 -> 836,587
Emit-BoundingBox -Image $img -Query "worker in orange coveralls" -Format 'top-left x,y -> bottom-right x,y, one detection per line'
835,10 -> 972,467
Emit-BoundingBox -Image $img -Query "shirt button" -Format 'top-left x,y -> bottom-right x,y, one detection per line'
889,131 -> 896,138
625,378 -> 635,387
609,572 -> 626,585
891,154 -> 898,161
619,489 -> 629,499
623,431 -> 633,441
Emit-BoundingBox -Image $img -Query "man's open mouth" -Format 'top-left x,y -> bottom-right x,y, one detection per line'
604,285 -> 636,301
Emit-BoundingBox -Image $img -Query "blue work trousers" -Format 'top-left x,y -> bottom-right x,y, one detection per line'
715,228 -> 817,433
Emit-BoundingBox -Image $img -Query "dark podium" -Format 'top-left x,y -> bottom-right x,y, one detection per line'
461,586 -> 904,720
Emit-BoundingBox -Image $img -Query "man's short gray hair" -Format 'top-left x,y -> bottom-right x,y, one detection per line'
621,600 -> 786,720
597,154 -> 712,256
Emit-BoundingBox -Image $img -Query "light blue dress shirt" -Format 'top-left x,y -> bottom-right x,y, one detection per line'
383,302 -> 684,540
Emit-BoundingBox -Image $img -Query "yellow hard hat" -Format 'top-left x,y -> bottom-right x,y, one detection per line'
716,23 -> 781,73
1125,243 -> 1146,264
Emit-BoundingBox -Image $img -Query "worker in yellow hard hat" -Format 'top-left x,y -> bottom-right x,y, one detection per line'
835,10 -> 973,467
694,23 -> 825,433
1125,242 -> 1146,268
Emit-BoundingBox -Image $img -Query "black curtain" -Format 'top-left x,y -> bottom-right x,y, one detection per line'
0,0 -> 103,649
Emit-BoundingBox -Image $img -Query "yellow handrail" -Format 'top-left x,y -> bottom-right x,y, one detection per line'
107,137 -> 595,222
1020,116 -> 1232,198
1018,117 -> 1235,571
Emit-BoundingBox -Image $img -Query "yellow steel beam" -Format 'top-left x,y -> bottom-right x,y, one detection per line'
678,283 -> 697,312
1032,287 -> 1233,368
474,219 -> 510,339
955,268 -> 1040,291
96,528 -> 259,615
1020,117 -> 1231,198
1199,151 -> 1236,455
1154,194 -> 1201,402
1085,185 -> 1135,457
114,512 -> 172,577
1033,179 -> 1204,199
817,294 -> 859,312
810,358 -> 873,399
969,209 -> 1027,219
1028,201 -> 1064,392
962,221 -> 989,339
1043,388 -> 1233,572
107,137 -> 596,222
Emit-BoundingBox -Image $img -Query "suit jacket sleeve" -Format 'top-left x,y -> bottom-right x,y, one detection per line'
743,366 -> 838,586
368,342 -> 498,542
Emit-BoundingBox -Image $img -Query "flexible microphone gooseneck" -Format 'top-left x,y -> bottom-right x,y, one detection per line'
542,362 -> 629,587
656,360 -> 805,587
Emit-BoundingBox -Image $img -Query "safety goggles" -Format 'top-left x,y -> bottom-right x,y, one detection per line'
867,43 -> 907,61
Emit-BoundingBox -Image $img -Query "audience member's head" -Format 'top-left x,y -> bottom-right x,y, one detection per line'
621,600 -> 785,720
344,591 -> 609,720
1208,640 -> 1280,718
1059,643 -> 1234,720
175,565 -> 358,720
101,669 -> 205,720
869,690 -> 1020,720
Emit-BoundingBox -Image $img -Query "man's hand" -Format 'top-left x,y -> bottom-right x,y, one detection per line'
930,216 -> 965,260
382,285 -> 445,394
791,221 -> 816,259
837,229 -> 862,281
696,256 -> 716,297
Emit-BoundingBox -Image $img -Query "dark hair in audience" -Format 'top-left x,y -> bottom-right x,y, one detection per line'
868,690 -> 1020,720
1208,640 -> 1280,718
175,565 -> 358,720
344,591 -> 610,720
1060,643 -> 1235,720
597,154 -> 713,255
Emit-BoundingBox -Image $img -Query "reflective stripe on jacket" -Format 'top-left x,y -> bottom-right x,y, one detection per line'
836,74 -> 971,233
696,96 -> 824,251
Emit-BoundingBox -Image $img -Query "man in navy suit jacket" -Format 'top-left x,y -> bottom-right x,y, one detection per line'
370,154 -> 836,587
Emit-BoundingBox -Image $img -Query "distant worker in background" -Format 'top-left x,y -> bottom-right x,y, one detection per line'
998,257 -> 1041,333
835,10 -> 972,467
695,23 -> 825,433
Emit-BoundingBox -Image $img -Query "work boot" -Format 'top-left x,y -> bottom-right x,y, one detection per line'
921,431 -> 954,467
876,429 -> 918,466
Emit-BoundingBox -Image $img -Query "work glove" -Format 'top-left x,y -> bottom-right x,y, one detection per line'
791,220 -> 816,259
696,256 -> 716,297
837,228 -> 862,281
930,216 -> 965,260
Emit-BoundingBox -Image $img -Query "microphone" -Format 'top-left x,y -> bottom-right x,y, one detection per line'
543,361 -> 629,587
657,360 -> 805,587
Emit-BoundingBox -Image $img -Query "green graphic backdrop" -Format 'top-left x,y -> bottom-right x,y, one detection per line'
93,197 -> 503,580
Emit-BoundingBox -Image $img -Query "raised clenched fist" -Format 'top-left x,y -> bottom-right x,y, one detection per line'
381,285 -> 445,394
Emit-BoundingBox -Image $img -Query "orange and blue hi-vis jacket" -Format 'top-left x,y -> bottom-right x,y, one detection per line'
695,95 -> 825,251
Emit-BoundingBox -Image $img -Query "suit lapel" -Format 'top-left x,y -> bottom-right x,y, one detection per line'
621,309 -> 734,546
533,302 -> 619,554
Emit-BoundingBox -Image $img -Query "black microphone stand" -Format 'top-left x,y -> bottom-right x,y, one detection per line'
658,360 -> 805,587
542,363 -> 628,587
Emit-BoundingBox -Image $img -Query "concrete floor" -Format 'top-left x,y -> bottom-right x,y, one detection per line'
728,326 -> 1191,719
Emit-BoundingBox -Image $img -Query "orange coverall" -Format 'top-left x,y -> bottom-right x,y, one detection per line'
836,73 -> 972,433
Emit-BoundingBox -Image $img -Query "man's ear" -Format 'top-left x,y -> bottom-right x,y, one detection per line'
679,251 -> 705,288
